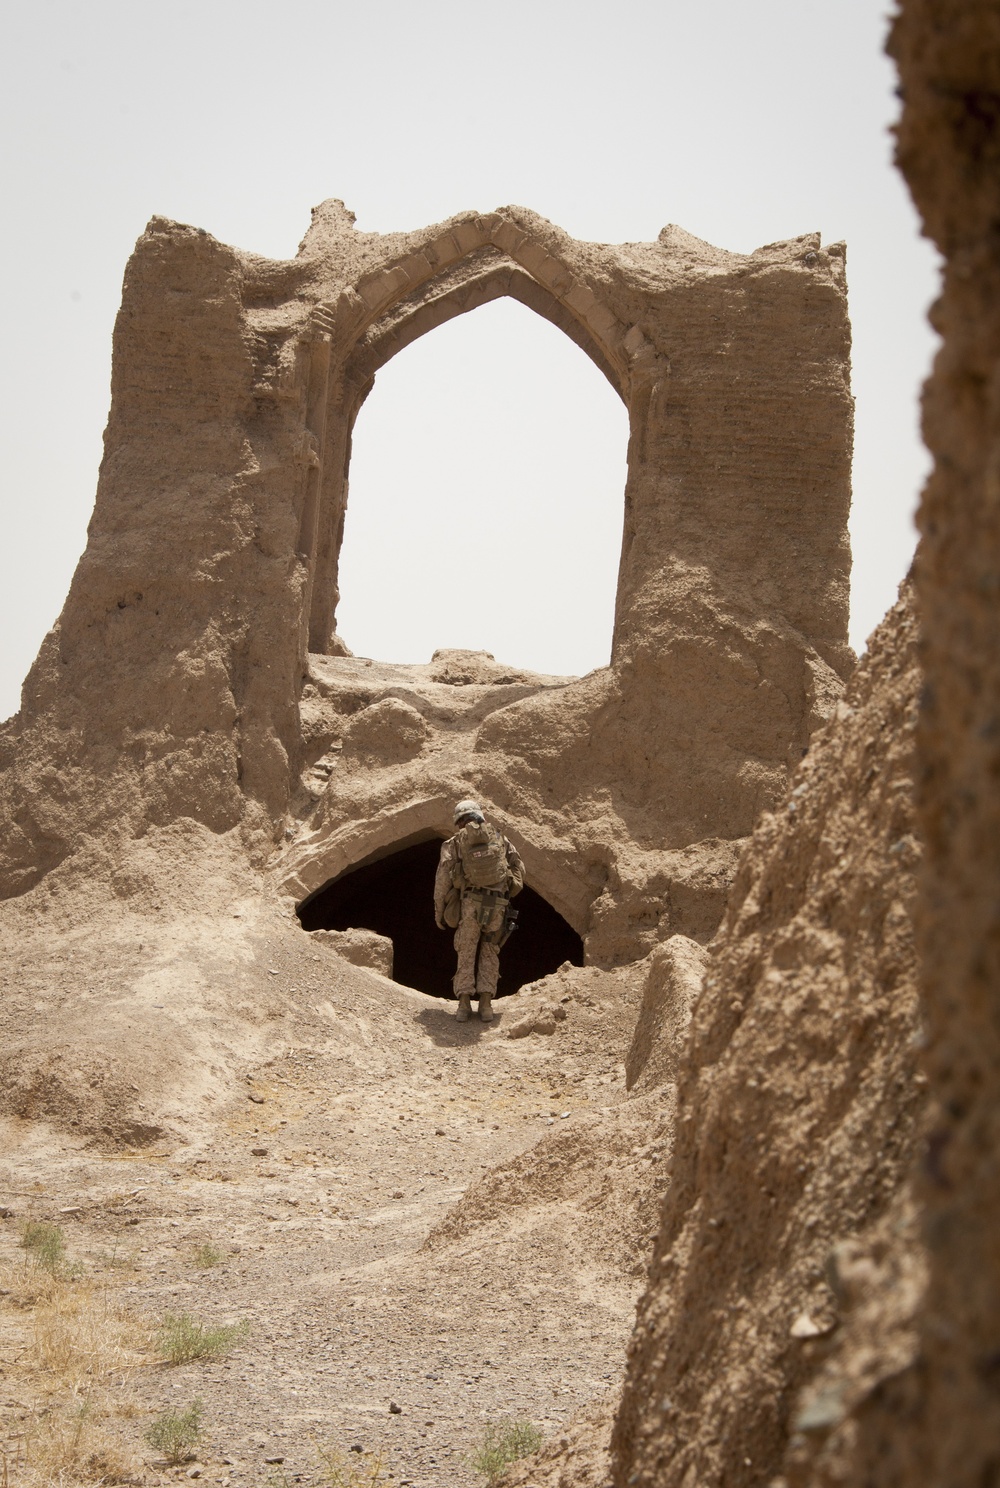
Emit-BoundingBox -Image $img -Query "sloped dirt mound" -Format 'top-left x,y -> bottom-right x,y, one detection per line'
424,1095 -> 672,1282
424,961 -> 685,1280
610,589 -> 927,1487
0,881 -> 678,1488
0,823 -> 449,1148
625,935 -> 707,1092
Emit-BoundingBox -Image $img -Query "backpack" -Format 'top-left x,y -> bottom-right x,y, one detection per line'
455,820 -> 509,889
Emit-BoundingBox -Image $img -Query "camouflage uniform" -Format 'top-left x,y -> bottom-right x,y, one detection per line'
434,829 -> 525,1009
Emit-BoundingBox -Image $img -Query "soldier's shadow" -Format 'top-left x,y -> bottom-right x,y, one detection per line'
415,1002 -> 508,1048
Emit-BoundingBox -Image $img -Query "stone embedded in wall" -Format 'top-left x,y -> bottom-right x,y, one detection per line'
309,926 -> 393,978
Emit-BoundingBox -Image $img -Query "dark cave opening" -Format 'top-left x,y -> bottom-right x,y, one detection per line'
296,837 -> 584,999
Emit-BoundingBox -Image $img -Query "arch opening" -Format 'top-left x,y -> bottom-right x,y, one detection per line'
333,297 -> 630,676
346,249 -> 628,400
296,838 -> 583,999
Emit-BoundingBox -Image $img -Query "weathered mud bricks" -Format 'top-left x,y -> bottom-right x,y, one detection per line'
0,204 -> 853,961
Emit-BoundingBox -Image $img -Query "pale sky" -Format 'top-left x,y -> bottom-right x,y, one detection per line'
0,0 -> 938,720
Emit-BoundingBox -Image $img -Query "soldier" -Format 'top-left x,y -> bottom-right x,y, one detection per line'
434,800 -> 524,1022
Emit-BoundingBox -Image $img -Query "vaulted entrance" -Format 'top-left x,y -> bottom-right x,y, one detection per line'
296,838 -> 583,998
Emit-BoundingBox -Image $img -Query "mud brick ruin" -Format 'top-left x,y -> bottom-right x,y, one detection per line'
0,204 -> 854,974
3,2 -> 998,1480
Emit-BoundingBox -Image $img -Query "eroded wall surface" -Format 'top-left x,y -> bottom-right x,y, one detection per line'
886,1 -> 1000,1480
610,591 -> 925,1486
609,4 -> 1000,1483
0,207 -> 853,960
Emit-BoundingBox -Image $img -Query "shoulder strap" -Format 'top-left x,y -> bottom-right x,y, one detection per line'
450,831 -> 466,887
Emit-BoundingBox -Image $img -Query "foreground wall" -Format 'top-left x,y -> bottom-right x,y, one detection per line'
611,590 -> 924,1486
610,2 -> 1000,1484
0,208 -> 852,955
888,1 -> 1000,1479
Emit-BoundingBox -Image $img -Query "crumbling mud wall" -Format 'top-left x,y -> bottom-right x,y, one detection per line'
0,206 -> 853,958
609,591 -> 924,1486
278,651 -> 753,966
601,5 -> 1000,1485
881,3 -> 1000,1481
0,225 -> 303,896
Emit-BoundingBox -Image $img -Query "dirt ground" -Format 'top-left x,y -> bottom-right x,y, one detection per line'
0,911 -> 656,1487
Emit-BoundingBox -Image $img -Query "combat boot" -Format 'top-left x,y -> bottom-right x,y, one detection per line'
455,995 -> 472,1022
478,993 -> 494,1023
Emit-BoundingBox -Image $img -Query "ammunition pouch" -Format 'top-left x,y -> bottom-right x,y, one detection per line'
496,903 -> 519,949
470,887 -> 508,941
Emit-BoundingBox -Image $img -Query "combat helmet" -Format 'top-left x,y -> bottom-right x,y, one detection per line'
453,798 -> 484,825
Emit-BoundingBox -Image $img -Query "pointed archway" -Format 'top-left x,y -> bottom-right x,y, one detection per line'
295,209 -> 657,657
336,294 -> 628,673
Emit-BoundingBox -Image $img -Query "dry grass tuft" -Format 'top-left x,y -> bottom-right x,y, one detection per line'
192,1242 -> 224,1269
32,1282 -> 147,1387
144,1398 -> 204,1464
19,1223 -> 66,1273
0,1240 -> 149,1485
470,1420 -> 545,1484
270,1444 -> 391,1487
16,1402 -> 142,1485
156,1311 -> 248,1364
